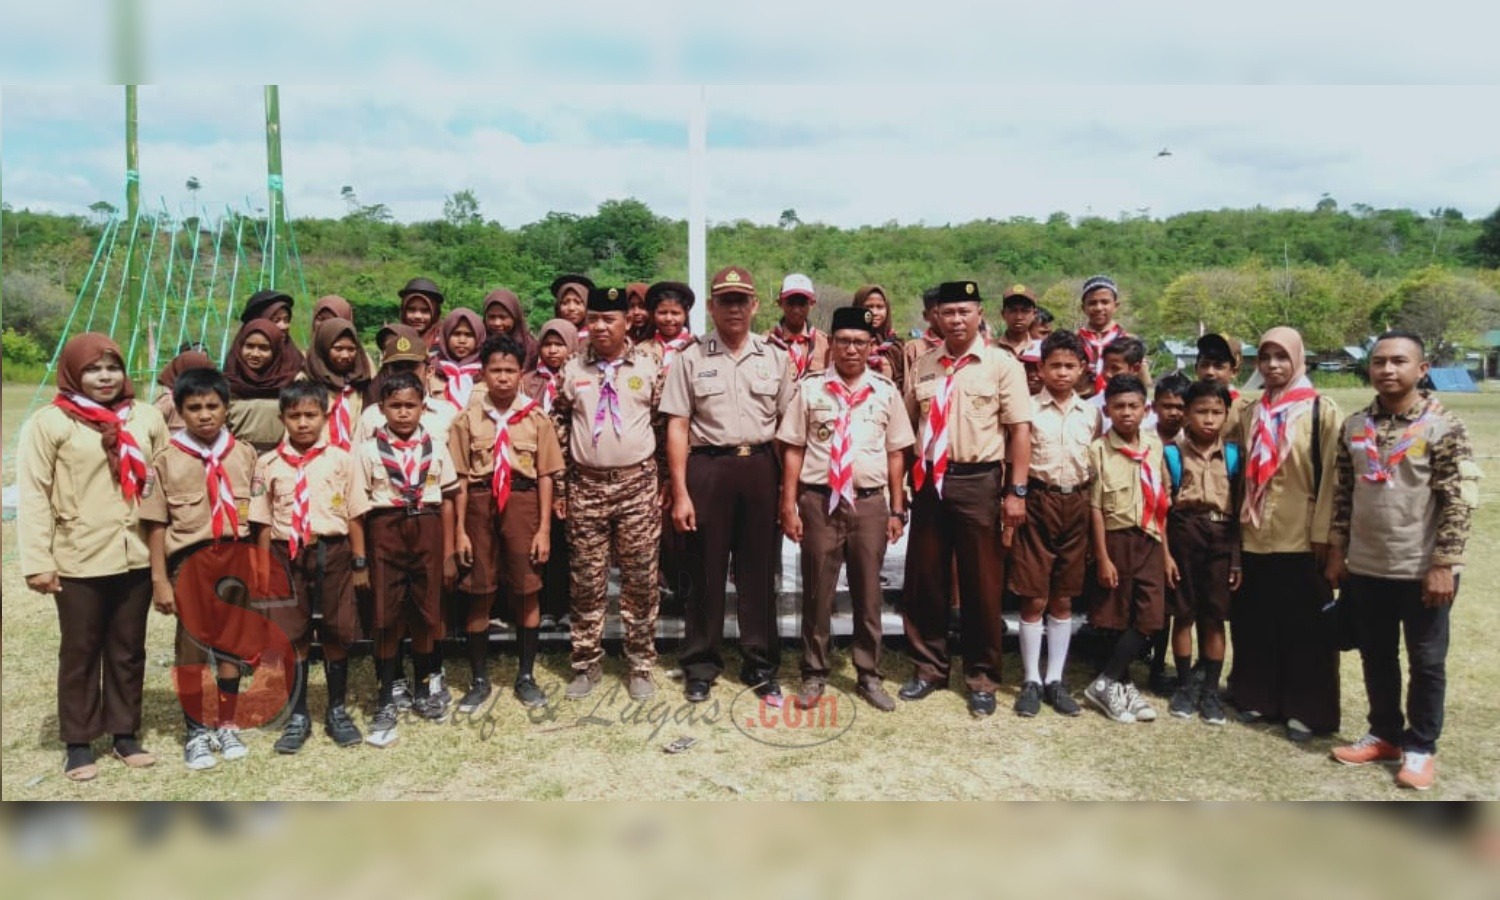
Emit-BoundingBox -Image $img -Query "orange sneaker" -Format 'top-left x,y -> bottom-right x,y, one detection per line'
1396,752 -> 1436,791
1331,734 -> 1401,766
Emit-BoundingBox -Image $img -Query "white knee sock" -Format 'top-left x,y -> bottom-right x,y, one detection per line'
1019,618 -> 1044,684
1045,615 -> 1073,684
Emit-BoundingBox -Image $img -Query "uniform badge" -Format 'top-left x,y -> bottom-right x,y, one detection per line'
141,468 -> 156,499
250,476 -> 267,497
516,450 -> 534,469
725,270 -> 741,284
331,493 -> 344,511
965,282 -> 976,296
814,422 -> 833,442
574,379 -> 593,389
396,337 -> 412,352
608,288 -> 619,300
1409,438 -> 1428,458
426,472 -> 439,486
236,498 -> 251,522
757,363 -> 771,380
627,375 -> 644,392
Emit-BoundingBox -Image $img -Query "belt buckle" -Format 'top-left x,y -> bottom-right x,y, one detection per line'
404,504 -> 423,517
734,445 -> 752,457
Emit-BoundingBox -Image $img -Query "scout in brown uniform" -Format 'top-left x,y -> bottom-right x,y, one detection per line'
662,266 -> 797,704
1162,380 -> 1241,726
1198,333 -> 1254,444
1231,326 -> 1343,742
19,334 -> 170,780
766,273 -> 830,380
354,372 -> 460,746
451,335 -> 564,710
483,288 -> 539,370
902,287 -> 945,375
777,307 -> 914,712
851,284 -> 907,394
996,285 -> 1038,358
899,280 -> 1033,718
640,283 -> 698,601
625,281 -> 652,344
1145,370 -> 1191,694
154,348 -> 212,433
1009,331 -> 1100,719
397,276 -> 444,350
551,273 -> 594,346
225,318 -> 300,453
553,286 -> 665,701
1083,374 -> 1179,725
139,367 -> 260,770
249,381 -> 370,753
300,317 -> 374,453
523,318 -> 579,630
1328,332 -> 1480,790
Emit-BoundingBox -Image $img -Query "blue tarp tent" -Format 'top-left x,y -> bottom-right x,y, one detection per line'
1426,368 -> 1479,393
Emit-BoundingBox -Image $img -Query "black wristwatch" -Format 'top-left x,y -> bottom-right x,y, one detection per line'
351,556 -> 369,572
891,509 -> 910,525
1005,483 -> 1030,499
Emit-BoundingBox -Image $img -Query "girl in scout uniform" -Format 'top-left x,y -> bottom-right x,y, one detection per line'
852,284 -> 907,393
523,318 -> 579,631
397,277 -> 445,349
224,318 -> 301,453
154,347 -> 213,433
301,317 -> 374,451
18,333 -> 170,780
430,309 -> 485,413
483,288 -> 539,371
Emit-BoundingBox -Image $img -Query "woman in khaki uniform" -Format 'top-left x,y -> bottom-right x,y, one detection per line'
18,333 -> 170,780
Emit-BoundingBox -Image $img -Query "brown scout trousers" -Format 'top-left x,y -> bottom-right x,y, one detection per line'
54,569 -> 153,743
797,488 -> 889,683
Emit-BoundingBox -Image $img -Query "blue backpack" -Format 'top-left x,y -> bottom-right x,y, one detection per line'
1162,442 -> 1241,496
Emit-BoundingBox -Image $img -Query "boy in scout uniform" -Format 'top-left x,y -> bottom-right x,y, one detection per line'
903,287 -> 944,374
1327,331 -> 1480,791
1084,374 -> 1179,725
140,367 -> 260,770
662,266 -> 797,705
554,286 -> 666,701
900,280 -> 1033,718
777,306 -> 914,712
451,334 -> 564,710
996,285 -> 1038,358
766,273 -> 829,380
249,380 -> 370,753
353,371 -> 460,746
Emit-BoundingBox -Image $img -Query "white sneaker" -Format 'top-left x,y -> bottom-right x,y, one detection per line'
184,729 -> 218,771
428,670 -> 452,708
365,703 -> 399,748
1122,682 -> 1158,722
213,725 -> 249,761
1085,677 -> 1137,724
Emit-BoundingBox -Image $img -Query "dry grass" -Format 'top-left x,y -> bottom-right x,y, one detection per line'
3,387 -> 1498,800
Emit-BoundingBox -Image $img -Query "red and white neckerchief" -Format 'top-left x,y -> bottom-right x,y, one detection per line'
53,393 -> 148,503
532,363 -> 560,413
867,337 -> 896,373
276,441 -> 325,559
437,360 -> 481,411
1115,439 -> 1169,535
913,352 -> 979,498
773,324 -> 819,378
1352,399 -> 1439,486
654,331 -> 692,378
170,429 -> 240,540
375,428 -> 433,508
488,398 -> 539,513
328,385 -> 356,451
1243,379 -> 1318,528
824,373 -> 874,513
1079,323 -> 1126,392
1229,388 -> 1241,402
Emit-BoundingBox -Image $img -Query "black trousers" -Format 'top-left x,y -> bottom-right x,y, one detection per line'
1229,552 -> 1341,733
1346,574 -> 1454,754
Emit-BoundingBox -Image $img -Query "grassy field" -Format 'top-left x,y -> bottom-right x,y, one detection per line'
3,385 -> 1498,800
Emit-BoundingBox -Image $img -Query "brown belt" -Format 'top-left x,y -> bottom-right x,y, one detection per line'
800,483 -> 883,500
468,476 -> 537,494
272,534 -> 349,548
691,443 -> 772,458
1029,477 -> 1091,496
368,503 -> 441,518
570,459 -> 655,482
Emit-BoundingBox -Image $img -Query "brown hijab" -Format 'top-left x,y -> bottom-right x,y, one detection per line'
402,292 -> 442,349
304,317 -> 374,392
312,294 -> 356,326
483,289 -> 538,369
54,333 -> 138,481
156,348 -> 213,390
535,317 -> 580,363
852,284 -> 895,341
432,308 -> 486,366
224,319 -> 302,399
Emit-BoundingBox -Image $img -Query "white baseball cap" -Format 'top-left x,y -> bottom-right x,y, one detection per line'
779,273 -> 815,300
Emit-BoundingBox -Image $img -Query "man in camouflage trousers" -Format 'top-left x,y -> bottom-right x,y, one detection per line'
554,286 -> 665,701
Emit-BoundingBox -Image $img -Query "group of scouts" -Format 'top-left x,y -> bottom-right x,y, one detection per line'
17,267 -> 1479,794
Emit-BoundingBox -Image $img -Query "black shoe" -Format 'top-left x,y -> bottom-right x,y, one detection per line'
1169,681 -> 1200,719
1148,669 -> 1178,697
513,675 -> 547,708
1013,681 -> 1043,717
539,614 -> 557,632
324,706 -> 363,747
899,677 -> 944,701
684,678 -> 711,703
752,679 -> 784,707
274,714 -> 312,755
1043,680 -> 1082,716
458,678 -> 492,714
968,691 -> 997,717
1199,688 -> 1228,726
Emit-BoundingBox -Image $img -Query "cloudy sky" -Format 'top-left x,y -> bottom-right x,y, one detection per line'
2,5 -> 1498,228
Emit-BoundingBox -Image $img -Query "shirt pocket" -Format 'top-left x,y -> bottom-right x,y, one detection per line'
960,385 -> 999,420
167,491 -> 209,535
691,376 -> 726,399
511,439 -> 539,477
748,377 -> 779,398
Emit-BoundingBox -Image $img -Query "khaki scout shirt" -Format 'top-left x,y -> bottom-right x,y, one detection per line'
1088,430 -> 1167,540
138,432 -> 259,557
905,339 -> 1033,464
1232,394 -> 1341,553
659,331 -> 796,447
776,370 -> 915,489
1173,435 -> 1235,517
226,397 -> 286,454
153,393 -> 186,433
557,347 -> 659,469
248,441 -> 369,541
356,396 -> 456,447
17,402 -> 170,578
353,427 -> 459,510
1029,390 -> 1100,489
449,392 -> 565,484
765,324 -> 830,378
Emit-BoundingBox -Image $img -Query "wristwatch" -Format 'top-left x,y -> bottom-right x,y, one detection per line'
1005,483 -> 1030,499
351,556 -> 369,572
891,509 -> 910,525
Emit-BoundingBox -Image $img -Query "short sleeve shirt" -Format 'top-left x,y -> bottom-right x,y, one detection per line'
139,433 -> 258,556
249,442 -> 369,540
776,370 -> 915,489
905,341 -> 1033,464
449,393 -> 565,483
659,331 -> 796,447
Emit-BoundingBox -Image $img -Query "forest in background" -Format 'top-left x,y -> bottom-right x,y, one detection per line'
5,194 -> 1500,379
